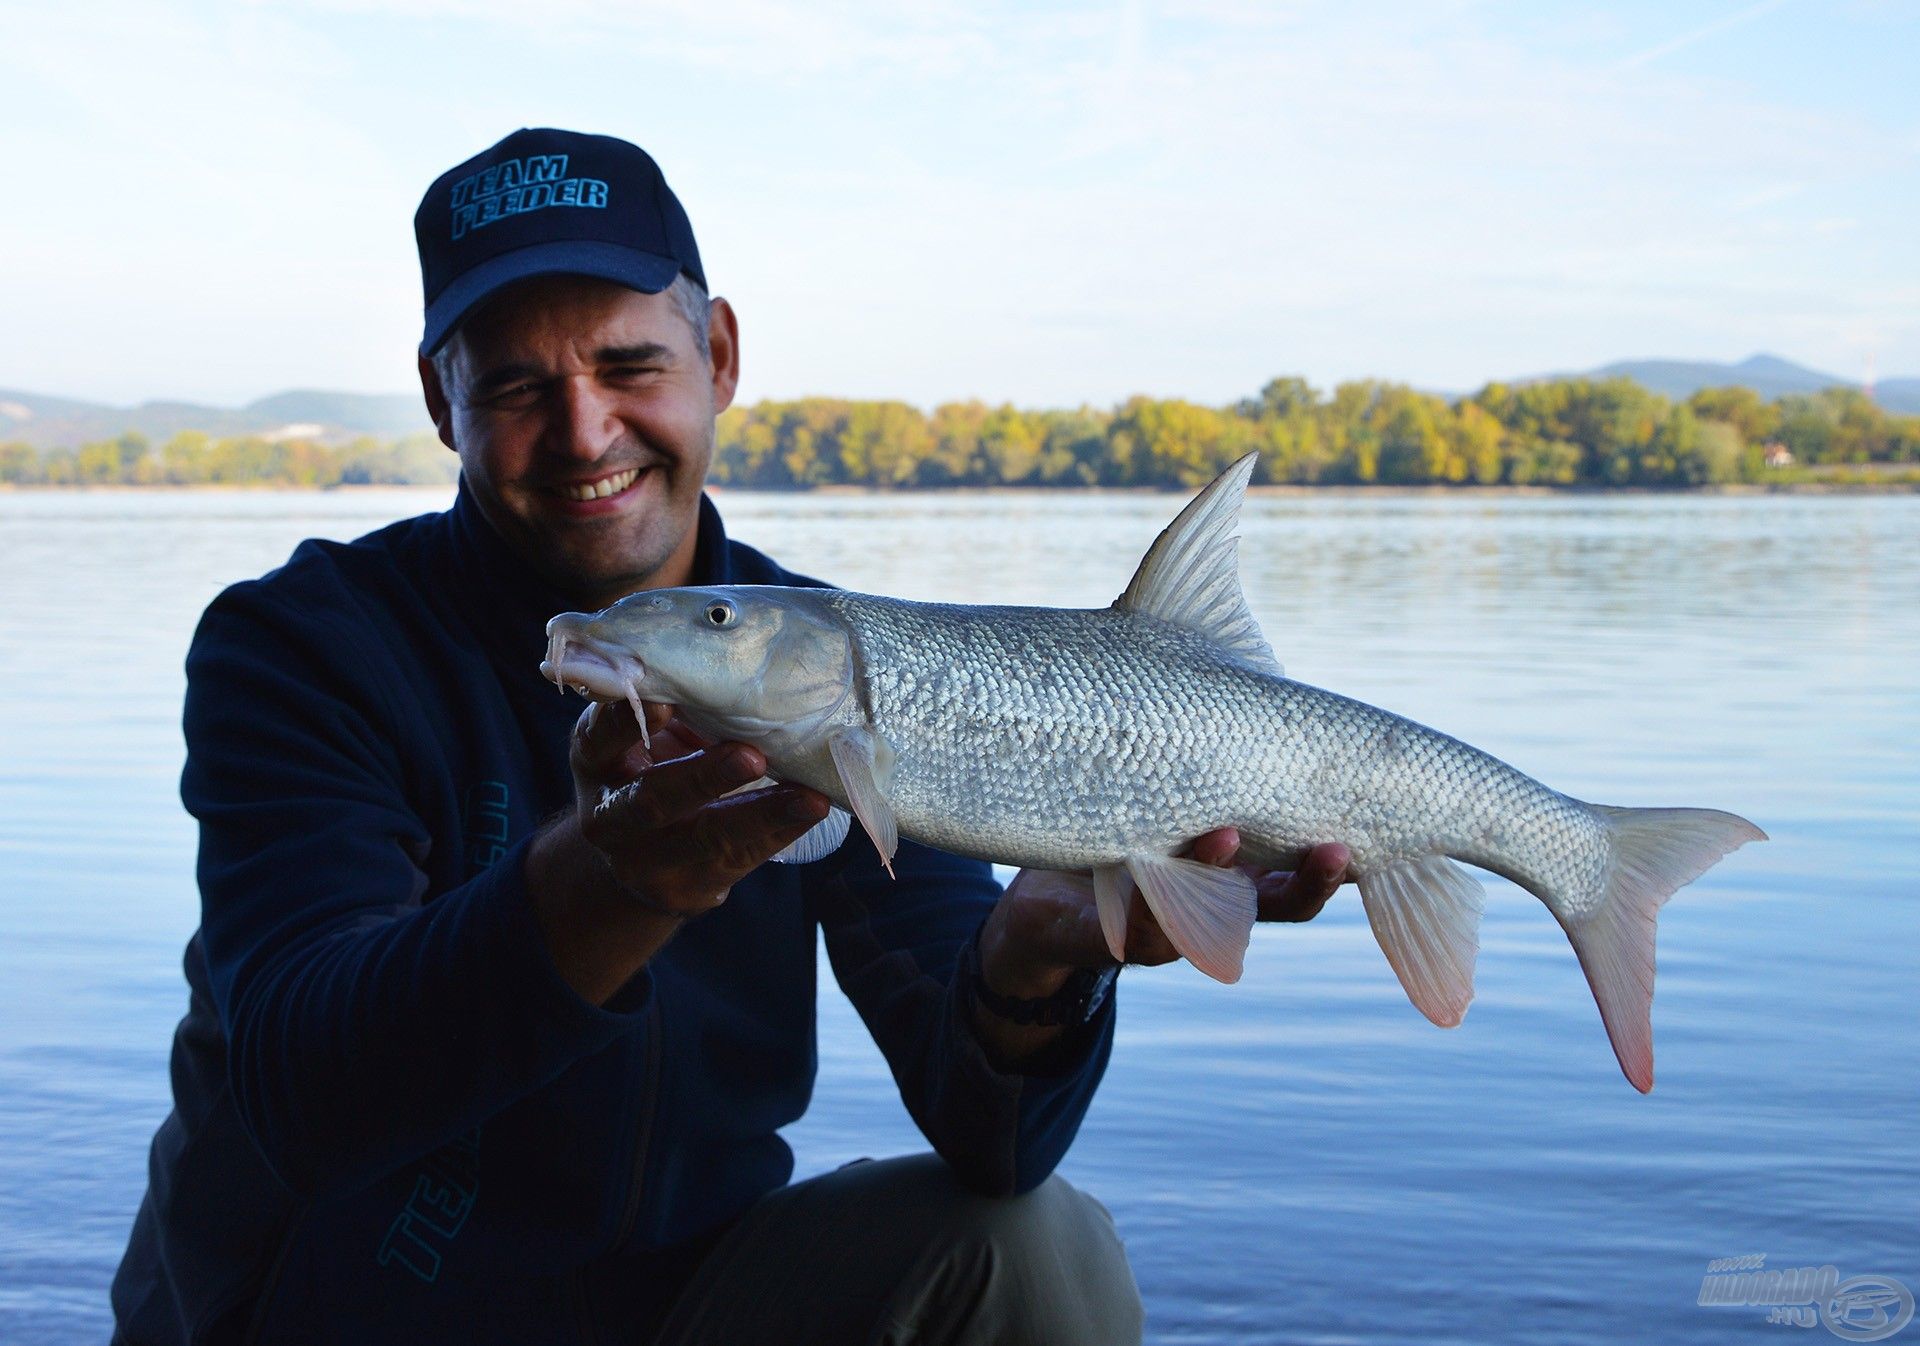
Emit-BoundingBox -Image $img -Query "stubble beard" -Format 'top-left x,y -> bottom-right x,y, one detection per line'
526,437 -> 714,604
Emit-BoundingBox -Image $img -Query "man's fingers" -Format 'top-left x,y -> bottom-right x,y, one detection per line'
570,698 -> 655,782
679,784 -> 833,879
1185,826 -> 1239,868
630,720 -> 707,775
1256,843 -> 1351,923
591,742 -> 770,838
596,782 -> 830,900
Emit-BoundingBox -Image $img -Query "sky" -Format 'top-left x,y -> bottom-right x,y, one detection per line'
3,0 -> 1917,410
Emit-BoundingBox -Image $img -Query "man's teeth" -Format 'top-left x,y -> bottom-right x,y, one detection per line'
560,468 -> 641,501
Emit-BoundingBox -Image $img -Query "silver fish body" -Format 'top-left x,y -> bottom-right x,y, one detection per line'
808,593 -> 1606,905
543,455 -> 1763,1090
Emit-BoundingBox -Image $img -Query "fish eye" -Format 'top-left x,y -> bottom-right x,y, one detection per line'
704,600 -> 737,628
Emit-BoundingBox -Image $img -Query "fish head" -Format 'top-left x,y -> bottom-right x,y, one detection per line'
542,586 -> 853,742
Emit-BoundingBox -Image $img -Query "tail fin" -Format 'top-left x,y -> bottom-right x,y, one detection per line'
1562,806 -> 1766,1092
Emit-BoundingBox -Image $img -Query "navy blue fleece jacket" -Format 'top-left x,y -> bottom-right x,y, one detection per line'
111,483 -> 1115,1346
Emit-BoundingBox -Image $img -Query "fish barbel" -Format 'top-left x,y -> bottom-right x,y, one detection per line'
542,454 -> 1764,1090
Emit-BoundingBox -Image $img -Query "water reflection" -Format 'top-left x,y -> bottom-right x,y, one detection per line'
1,487 -> 1914,1344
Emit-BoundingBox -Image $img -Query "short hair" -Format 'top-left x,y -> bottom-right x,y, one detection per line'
666,272 -> 712,363
432,271 -> 713,393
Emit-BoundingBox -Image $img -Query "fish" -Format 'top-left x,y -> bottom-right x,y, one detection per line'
541,453 -> 1765,1090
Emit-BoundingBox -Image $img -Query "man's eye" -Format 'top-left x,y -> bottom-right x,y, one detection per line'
484,382 -> 542,407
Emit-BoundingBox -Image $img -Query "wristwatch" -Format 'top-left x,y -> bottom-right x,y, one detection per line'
962,924 -> 1118,1029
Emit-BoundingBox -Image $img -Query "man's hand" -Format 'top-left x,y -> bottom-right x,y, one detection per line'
970,831 -> 1351,1065
525,698 -> 831,1006
570,698 -> 831,915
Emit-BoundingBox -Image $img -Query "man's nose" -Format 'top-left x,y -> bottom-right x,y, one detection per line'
548,377 -> 622,461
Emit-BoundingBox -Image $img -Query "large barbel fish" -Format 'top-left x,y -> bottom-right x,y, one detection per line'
542,454 -> 1763,1090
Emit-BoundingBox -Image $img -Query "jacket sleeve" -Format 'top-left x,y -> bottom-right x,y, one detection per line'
808,837 -> 1116,1196
184,584 -> 651,1200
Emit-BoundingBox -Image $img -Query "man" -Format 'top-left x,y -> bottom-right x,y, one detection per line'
112,127 -> 1349,1345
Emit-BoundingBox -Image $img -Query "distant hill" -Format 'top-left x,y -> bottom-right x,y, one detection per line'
1876,378 -> 1920,414
1524,352 -> 1920,415
0,386 -> 430,450
242,390 -> 430,437
4,354 -> 1918,452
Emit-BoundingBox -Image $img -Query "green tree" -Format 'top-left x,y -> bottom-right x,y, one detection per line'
842,401 -> 931,488
1238,375 -> 1318,421
1688,386 -> 1776,446
1691,420 -> 1745,484
0,442 -> 41,483
925,401 -> 988,485
978,405 -> 1042,485
1451,401 -> 1506,484
1374,387 -> 1454,484
1034,408 -> 1107,485
161,430 -> 214,483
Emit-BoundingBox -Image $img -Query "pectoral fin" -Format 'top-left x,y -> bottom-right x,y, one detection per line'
827,726 -> 899,876
1123,853 -> 1259,984
771,806 -> 852,864
1355,853 -> 1485,1028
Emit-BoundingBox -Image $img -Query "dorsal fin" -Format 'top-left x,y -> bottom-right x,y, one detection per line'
1114,452 -> 1281,675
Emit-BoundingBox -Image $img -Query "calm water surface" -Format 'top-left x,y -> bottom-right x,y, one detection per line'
1,487 -> 1915,1344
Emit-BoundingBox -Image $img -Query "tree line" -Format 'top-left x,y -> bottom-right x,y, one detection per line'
709,379 -> 1920,488
5,378 -> 1917,490
0,431 -> 458,487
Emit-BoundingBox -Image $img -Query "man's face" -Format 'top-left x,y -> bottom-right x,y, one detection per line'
422,274 -> 738,605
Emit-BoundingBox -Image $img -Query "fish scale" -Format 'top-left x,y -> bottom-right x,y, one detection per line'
832,588 -> 1611,912
543,453 -> 1764,1090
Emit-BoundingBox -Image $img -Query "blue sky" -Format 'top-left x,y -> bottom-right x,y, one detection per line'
3,0 -> 1916,408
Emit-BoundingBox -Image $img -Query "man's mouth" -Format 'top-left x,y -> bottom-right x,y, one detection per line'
551,466 -> 644,502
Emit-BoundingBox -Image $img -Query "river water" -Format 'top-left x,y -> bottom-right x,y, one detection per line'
1,487 -> 1915,1344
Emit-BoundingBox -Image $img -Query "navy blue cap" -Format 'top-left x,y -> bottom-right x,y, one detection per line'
414,128 -> 706,355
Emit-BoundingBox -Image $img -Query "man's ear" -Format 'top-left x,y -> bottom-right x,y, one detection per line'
707,296 -> 740,416
418,353 -> 457,451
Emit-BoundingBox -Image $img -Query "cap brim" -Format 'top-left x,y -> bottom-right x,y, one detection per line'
420,241 -> 683,355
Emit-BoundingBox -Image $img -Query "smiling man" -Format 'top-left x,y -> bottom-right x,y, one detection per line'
111,128 -> 1348,1346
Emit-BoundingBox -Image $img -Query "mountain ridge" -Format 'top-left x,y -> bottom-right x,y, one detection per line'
0,387 -> 431,450
1509,352 -> 1920,414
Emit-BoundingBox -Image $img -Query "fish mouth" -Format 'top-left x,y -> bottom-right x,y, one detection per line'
542,619 -> 657,747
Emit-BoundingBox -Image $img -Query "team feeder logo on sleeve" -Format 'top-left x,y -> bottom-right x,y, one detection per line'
449,155 -> 608,240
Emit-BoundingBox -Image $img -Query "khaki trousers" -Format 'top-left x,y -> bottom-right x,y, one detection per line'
651,1154 -> 1144,1346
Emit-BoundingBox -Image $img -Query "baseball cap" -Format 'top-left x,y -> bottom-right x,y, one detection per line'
414,127 -> 706,355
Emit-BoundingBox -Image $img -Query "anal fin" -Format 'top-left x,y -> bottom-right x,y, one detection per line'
1356,853 -> 1484,1028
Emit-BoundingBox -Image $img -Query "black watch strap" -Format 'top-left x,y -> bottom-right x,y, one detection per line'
963,926 -> 1117,1028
